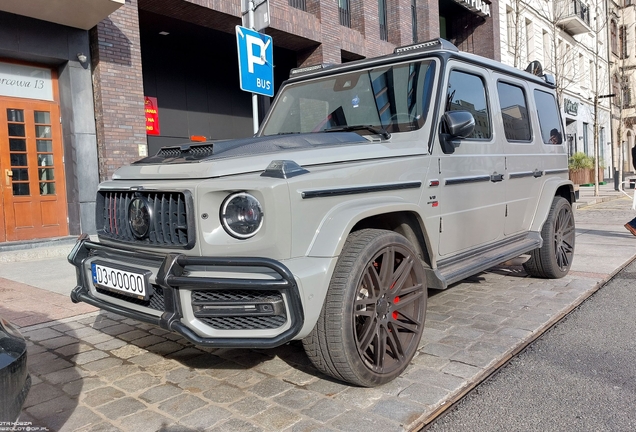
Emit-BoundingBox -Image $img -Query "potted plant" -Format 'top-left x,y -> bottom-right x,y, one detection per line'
568,152 -> 594,185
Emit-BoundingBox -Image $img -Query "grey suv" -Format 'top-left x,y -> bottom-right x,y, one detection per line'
69,38 -> 575,387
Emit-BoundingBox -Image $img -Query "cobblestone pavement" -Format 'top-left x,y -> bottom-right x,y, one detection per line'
4,190 -> 636,432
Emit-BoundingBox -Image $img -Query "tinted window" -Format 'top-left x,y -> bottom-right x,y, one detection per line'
497,82 -> 531,141
446,70 -> 491,139
534,90 -> 563,144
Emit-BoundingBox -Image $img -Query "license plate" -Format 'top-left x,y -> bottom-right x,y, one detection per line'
91,262 -> 150,300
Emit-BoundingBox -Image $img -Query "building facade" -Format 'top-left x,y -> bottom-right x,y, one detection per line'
0,0 -> 123,242
0,0 -> 501,244
499,0 -> 613,179
609,0 -> 636,176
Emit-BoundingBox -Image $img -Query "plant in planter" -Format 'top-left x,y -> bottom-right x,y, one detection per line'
568,152 -> 594,184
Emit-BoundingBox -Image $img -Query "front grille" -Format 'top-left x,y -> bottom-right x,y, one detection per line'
192,290 -> 287,330
96,285 -> 165,312
97,191 -> 193,248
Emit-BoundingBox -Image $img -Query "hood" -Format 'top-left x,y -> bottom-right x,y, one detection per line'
136,132 -> 368,165
112,132 -> 422,180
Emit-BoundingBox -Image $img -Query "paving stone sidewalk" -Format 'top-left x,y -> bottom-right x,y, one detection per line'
10,269 -> 603,432
3,189 -> 636,432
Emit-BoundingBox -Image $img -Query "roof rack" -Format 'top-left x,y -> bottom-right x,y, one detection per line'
394,38 -> 459,54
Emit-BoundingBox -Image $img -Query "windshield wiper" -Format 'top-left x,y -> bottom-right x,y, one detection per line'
323,125 -> 391,140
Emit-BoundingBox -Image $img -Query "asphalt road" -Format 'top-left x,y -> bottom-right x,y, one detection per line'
425,256 -> 636,431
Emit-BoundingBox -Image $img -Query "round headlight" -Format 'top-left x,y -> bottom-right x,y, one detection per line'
220,192 -> 264,239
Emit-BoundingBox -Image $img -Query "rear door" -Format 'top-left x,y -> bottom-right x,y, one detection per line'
493,75 -> 543,236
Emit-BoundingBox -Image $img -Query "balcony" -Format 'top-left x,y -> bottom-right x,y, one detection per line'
557,0 -> 592,35
0,0 -> 124,30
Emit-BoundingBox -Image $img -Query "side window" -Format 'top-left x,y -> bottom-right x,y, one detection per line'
446,70 -> 491,139
497,82 -> 531,141
534,90 -> 563,144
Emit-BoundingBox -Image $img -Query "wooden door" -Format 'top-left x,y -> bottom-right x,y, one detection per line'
0,99 -> 68,241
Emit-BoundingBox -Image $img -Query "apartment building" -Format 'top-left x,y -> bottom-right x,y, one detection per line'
609,0 -> 636,174
0,0 -> 500,243
499,0 -> 613,177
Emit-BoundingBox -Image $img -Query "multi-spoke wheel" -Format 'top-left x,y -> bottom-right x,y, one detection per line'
303,229 -> 427,387
523,196 -> 575,278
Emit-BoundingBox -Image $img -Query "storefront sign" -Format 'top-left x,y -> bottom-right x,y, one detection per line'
564,98 -> 578,116
0,62 -> 53,101
144,96 -> 160,135
452,0 -> 491,17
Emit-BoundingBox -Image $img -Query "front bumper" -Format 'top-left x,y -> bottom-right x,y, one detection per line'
68,234 -> 304,348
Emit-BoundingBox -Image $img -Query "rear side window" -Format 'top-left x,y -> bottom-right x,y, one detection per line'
446,70 -> 491,139
534,90 -> 563,144
497,82 -> 531,141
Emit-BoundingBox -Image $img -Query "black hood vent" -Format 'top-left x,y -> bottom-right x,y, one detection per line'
157,144 -> 215,159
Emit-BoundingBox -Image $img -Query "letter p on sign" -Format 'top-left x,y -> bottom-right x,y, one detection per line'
236,26 -> 274,97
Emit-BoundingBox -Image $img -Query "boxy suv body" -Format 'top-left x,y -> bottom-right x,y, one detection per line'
69,39 -> 575,387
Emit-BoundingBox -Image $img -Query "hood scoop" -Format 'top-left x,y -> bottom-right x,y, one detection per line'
157,143 -> 215,159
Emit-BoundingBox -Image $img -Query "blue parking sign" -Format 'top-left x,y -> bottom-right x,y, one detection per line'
236,26 -> 274,97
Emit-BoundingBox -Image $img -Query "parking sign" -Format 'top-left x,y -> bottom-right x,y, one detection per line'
236,25 -> 274,97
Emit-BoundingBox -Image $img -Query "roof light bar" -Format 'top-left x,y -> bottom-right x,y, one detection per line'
289,63 -> 334,78
394,38 -> 459,54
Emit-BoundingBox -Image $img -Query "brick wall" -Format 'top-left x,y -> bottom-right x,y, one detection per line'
91,0 -> 146,181
416,0 -> 440,42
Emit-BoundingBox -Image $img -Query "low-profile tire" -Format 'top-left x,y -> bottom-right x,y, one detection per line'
523,196 -> 575,278
303,228 -> 427,387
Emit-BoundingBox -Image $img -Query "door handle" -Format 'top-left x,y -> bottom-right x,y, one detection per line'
490,172 -> 504,182
5,169 -> 12,186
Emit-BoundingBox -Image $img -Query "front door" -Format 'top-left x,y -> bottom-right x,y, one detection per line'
0,99 -> 68,241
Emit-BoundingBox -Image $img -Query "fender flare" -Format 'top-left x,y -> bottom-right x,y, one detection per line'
529,177 -> 575,233
306,196 -> 430,258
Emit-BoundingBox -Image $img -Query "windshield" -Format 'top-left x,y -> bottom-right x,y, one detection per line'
261,60 -> 436,136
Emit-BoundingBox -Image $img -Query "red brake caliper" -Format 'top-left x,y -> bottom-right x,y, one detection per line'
391,280 -> 399,320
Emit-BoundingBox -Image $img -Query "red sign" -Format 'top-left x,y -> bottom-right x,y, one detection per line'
144,96 -> 160,135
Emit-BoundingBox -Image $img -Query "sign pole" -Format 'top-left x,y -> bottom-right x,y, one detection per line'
249,0 -> 259,134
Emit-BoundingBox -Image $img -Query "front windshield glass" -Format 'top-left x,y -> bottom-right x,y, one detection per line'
261,60 -> 436,136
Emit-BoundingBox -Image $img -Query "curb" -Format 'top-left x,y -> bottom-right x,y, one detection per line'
0,236 -> 77,263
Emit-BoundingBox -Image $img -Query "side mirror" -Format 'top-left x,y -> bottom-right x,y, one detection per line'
439,111 -> 475,154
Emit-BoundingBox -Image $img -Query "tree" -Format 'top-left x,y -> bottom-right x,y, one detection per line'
588,0 -> 610,196
533,0 -> 579,103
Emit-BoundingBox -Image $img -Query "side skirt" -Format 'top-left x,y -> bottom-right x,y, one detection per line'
426,232 -> 542,289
